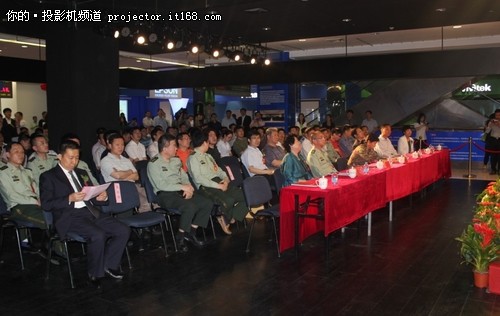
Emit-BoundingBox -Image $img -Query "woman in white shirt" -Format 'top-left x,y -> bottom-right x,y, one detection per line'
413,113 -> 429,150
216,130 -> 233,157
296,113 -> 307,135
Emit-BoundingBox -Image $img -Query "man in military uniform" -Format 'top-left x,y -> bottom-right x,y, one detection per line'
147,134 -> 211,251
187,132 -> 248,235
27,134 -> 58,185
307,131 -> 337,178
0,142 -> 58,259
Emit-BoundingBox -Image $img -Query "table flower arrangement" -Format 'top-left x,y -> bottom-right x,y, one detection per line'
456,180 -> 500,287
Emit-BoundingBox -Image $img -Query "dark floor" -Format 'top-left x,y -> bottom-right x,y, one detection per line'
1,179 -> 499,316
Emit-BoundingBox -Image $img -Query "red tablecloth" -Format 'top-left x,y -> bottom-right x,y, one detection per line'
279,149 -> 451,253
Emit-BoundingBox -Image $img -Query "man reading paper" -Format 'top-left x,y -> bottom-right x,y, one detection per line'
40,140 -> 130,288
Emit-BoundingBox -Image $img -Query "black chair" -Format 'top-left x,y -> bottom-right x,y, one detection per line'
44,211 -> 88,289
102,181 -> 169,267
139,167 -> 217,251
242,176 -> 280,257
0,194 -> 47,270
218,156 -> 244,188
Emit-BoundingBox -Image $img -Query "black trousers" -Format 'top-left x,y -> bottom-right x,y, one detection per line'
64,209 -> 130,278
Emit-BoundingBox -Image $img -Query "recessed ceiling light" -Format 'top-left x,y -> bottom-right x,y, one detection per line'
21,45 -> 28,48
389,26 -> 395,30
453,25 -> 462,29
298,39 -> 307,42
136,60 -> 141,63
342,18 -> 351,22
262,27 -> 271,31
435,8 -> 446,12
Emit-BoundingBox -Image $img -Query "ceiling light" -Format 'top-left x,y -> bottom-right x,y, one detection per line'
435,8 -> 446,12
212,49 -> 221,58
113,30 -> 120,38
136,35 -> 146,45
299,39 -> 307,42
234,53 -> 241,61
264,58 -> 271,66
262,27 -> 271,31
136,60 -> 141,63
453,25 -> 462,29
166,41 -> 175,50
250,56 -> 257,64
191,45 -> 199,54
342,18 -> 351,22
21,45 -> 28,48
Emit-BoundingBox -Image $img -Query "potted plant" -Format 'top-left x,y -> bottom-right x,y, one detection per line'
456,222 -> 500,288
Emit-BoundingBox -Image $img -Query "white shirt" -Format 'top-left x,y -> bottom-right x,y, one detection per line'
153,115 -> 168,131
361,118 -> 379,133
216,139 -> 232,157
375,136 -> 398,158
100,153 -> 137,183
397,136 -> 414,155
300,138 -> 313,159
142,117 -> 154,128
92,141 -> 106,169
241,146 -> 267,177
125,141 -> 147,160
221,116 -> 236,128
59,164 -> 86,209
414,122 -> 427,140
147,141 -> 159,159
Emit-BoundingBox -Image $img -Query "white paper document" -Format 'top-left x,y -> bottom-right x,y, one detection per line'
81,183 -> 111,201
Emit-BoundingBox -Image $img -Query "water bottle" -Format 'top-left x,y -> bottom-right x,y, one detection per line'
363,162 -> 369,175
331,173 -> 338,185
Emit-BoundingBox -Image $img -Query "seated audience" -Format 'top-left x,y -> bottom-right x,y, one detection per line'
216,129 -> 233,158
101,134 -> 139,183
187,132 -> 248,235
397,125 -> 415,155
176,132 -> 192,172
347,133 -> 380,166
147,134 -> 212,251
91,127 -> 107,171
375,124 -> 398,158
125,127 -> 148,164
241,130 -> 275,177
339,125 -> 354,158
27,134 -> 58,185
232,126 -> 248,157
263,127 -> 285,169
206,128 -> 222,163
280,135 -> 313,187
147,126 -> 164,158
307,131 -> 337,177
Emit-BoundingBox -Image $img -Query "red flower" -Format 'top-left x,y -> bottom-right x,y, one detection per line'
474,223 -> 495,248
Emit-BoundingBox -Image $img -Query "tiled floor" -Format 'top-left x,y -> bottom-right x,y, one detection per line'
1,178 -> 499,315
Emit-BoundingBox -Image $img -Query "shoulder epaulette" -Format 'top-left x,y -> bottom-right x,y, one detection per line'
28,156 -> 36,162
0,165 -> 7,171
25,167 -> 32,171
150,156 -> 158,162
311,149 -> 316,154
48,152 -> 57,157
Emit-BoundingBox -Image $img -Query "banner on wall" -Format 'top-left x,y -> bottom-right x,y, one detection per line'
150,88 -> 182,99
0,81 -> 13,98
389,130 -> 483,161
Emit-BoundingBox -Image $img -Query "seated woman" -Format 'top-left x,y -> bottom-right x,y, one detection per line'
280,135 -> 313,187
347,133 -> 380,167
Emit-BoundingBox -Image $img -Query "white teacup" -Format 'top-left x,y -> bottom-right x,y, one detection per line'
376,160 -> 384,169
398,156 -> 405,164
412,151 -> 419,159
424,148 -> 431,154
436,144 -> 442,151
348,168 -> 357,178
316,177 -> 328,189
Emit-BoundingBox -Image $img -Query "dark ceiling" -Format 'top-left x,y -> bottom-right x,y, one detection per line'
3,0 -> 500,55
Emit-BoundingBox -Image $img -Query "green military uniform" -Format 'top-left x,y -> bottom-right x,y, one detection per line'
147,155 -> 212,232
27,152 -> 58,185
187,149 -> 248,221
347,143 -> 380,167
77,160 -> 99,185
0,163 -> 46,236
324,141 -> 340,164
307,147 -> 337,178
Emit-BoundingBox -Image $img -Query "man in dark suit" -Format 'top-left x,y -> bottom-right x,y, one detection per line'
40,140 -> 130,287
236,108 -> 251,131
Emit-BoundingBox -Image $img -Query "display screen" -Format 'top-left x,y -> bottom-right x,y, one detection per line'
0,81 -> 13,98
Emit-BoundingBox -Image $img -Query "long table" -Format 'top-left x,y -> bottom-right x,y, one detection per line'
279,149 -> 451,253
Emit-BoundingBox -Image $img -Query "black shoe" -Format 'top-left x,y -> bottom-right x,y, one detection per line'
104,268 -> 124,280
175,237 -> 188,253
88,275 -> 102,288
184,233 -> 206,248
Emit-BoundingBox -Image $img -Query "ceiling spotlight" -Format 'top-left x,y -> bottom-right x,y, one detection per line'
264,58 -> 271,66
234,53 -> 241,61
113,30 -> 120,38
166,40 -> 175,50
148,33 -> 158,43
212,49 -> 221,58
262,27 -> 271,31
137,35 -> 146,45
191,45 -> 199,54
250,56 -> 257,64
121,27 -> 130,37
453,25 -> 462,29
342,18 -> 351,22
435,8 -> 446,12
